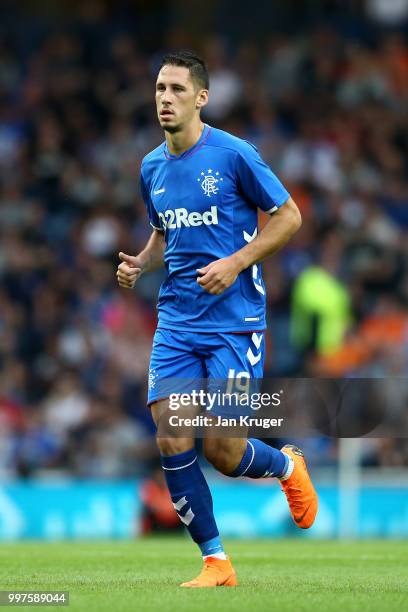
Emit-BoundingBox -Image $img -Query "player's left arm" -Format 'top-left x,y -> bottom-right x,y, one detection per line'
235,194 -> 301,266
197,197 -> 301,295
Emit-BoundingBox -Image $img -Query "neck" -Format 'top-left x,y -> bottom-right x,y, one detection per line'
165,119 -> 205,156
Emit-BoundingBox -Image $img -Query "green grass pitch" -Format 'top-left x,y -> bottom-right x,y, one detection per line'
0,538 -> 407,611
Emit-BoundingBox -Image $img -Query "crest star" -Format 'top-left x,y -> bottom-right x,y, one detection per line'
208,168 -> 212,173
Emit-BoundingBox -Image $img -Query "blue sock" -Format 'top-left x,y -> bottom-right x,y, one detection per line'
229,439 -> 288,478
161,448 -> 224,556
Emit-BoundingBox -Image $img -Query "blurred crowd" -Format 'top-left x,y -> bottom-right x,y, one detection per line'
0,3 -> 407,477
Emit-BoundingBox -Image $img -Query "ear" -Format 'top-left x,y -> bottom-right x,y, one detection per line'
196,89 -> 209,110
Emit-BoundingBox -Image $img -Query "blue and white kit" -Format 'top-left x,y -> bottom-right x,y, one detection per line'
140,125 -> 290,404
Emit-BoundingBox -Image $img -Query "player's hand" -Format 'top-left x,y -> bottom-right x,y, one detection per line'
196,256 -> 241,295
117,252 -> 144,289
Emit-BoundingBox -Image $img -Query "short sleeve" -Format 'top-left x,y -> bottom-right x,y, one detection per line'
236,143 -> 290,214
140,169 -> 162,231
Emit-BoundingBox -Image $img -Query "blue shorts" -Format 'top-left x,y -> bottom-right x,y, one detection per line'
148,328 -> 265,406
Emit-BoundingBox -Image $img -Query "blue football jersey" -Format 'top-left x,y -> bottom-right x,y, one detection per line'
140,124 -> 290,332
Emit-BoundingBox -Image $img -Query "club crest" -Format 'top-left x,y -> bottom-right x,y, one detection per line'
148,368 -> 158,390
197,169 -> 223,197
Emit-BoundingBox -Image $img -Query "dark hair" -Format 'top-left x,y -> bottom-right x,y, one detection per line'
160,50 -> 209,90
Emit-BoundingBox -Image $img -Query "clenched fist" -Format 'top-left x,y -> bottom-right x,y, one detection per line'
196,255 -> 242,295
116,252 -> 144,289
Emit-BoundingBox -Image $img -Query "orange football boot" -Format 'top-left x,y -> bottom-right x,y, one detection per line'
180,557 -> 238,588
279,444 -> 318,529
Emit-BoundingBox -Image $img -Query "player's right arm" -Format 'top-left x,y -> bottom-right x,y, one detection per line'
117,163 -> 165,289
116,229 -> 165,289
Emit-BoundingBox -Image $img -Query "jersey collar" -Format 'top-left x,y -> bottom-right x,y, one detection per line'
164,124 -> 211,160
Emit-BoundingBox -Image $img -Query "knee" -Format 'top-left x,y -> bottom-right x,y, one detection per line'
156,437 -> 193,457
204,440 -> 246,475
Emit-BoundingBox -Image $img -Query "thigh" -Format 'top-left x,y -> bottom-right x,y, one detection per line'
148,328 -> 205,406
